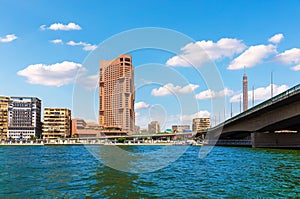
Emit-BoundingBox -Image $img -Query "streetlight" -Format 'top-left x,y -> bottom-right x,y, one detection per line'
271,71 -> 274,98
252,84 -> 255,107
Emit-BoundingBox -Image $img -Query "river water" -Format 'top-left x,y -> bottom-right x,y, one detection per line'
0,145 -> 299,198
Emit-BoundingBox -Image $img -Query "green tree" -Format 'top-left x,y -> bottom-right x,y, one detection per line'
117,137 -> 126,143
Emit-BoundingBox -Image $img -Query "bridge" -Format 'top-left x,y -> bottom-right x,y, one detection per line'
202,83 -> 300,148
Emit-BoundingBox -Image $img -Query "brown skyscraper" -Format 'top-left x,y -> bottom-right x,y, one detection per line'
243,67 -> 248,111
99,54 -> 135,134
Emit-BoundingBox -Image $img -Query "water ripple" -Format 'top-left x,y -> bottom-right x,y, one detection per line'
0,146 -> 299,198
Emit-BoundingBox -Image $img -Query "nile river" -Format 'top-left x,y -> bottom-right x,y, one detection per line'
0,145 -> 299,198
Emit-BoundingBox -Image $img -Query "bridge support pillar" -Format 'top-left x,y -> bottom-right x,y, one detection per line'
251,131 -> 300,148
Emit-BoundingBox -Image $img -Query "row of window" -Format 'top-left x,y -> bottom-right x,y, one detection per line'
120,57 -> 131,62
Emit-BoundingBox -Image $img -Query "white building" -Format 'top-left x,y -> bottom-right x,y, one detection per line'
8,97 -> 42,139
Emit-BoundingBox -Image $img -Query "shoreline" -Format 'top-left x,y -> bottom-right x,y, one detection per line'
0,142 -> 203,146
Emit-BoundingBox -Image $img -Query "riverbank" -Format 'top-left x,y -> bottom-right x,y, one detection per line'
0,141 -> 202,146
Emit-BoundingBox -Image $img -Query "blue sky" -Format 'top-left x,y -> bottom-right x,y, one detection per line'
1,0 -> 300,130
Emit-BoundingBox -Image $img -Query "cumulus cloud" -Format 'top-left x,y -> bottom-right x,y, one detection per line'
40,22 -> 82,31
50,39 -> 63,44
17,61 -> 84,87
39,25 -> 47,30
291,64 -> 300,71
268,33 -> 284,44
135,112 -> 141,117
135,112 -> 152,128
195,88 -> 234,100
273,48 -> 300,71
78,74 -> 98,90
0,34 -> 17,43
166,38 -> 246,67
67,40 -> 97,51
135,101 -> 150,110
228,44 -> 277,70
180,110 -> 211,121
229,84 -> 289,103
49,39 -> 97,51
151,83 -> 199,96
274,48 -> 300,63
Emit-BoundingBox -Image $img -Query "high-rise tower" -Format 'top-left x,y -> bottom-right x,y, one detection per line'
243,67 -> 248,111
99,54 -> 135,134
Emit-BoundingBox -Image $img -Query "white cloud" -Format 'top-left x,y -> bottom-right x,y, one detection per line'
151,83 -> 199,96
49,39 -> 97,51
291,64 -> 300,71
268,33 -> 284,44
0,34 -> 17,43
135,112 -> 151,128
135,101 -> 150,110
135,112 -> 141,117
228,44 -> 277,70
78,74 -> 98,90
273,48 -> 300,71
195,89 -> 216,100
180,111 -> 211,122
274,48 -> 300,65
40,22 -> 82,31
17,61 -> 84,87
50,39 -> 63,44
166,38 -> 246,67
229,84 -> 289,103
229,94 -> 241,103
67,40 -> 97,51
219,88 -> 235,97
195,88 -> 234,100
39,25 -> 47,30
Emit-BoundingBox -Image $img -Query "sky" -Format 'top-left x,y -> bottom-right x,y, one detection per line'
1,0 -> 300,130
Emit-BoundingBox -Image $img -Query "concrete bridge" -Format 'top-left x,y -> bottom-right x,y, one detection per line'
203,84 -> 300,148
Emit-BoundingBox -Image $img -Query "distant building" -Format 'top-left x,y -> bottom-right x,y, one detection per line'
192,118 -> 210,132
148,121 -> 160,133
8,97 -> 42,139
72,118 -> 87,130
0,96 -> 10,140
134,125 -> 141,134
172,125 -> 190,133
99,54 -> 135,135
72,118 -> 101,138
243,67 -> 248,111
42,108 -> 71,139
72,118 -> 86,136
140,128 -> 149,135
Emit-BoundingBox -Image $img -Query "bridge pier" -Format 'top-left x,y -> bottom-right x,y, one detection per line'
251,131 -> 300,148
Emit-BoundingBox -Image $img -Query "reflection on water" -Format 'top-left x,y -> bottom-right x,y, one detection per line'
87,145 -> 189,173
0,146 -> 299,198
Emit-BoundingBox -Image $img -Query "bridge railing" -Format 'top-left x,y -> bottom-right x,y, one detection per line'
211,83 -> 300,130
206,140 -> 252,146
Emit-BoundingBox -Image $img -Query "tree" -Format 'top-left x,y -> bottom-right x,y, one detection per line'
117,137 -> 126,143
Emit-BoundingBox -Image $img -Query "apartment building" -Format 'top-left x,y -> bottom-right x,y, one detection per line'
0,96 -> 10,140
42,108 -> 71,139
192,118 -> 211,132
8,97 -> 42,139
